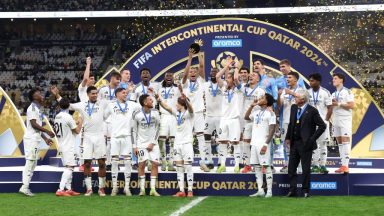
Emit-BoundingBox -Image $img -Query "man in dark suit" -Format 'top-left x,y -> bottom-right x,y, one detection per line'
285,89 -> 326,198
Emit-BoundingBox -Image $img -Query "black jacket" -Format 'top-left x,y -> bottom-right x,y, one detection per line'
285,104 -> 326,151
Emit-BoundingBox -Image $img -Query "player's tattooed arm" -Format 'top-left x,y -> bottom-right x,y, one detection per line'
265,124 -> 276,144
182,48 -> 194,84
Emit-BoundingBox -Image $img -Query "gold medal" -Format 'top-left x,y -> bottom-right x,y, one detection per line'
296,120 -> 300,124
189,92 -> 195,97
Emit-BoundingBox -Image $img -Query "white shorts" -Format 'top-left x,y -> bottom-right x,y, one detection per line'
193,112 -> 205,133
218,118 -> 241,142
250,144 -> 271,166
137,145 -> 160,163
332,117 -> 352,137
60,147 -> 77,167
281,123 -> 289,141
24,138 -> 40,161
111,136 -> 133,158
83,134 -> 107,160
173,143 -> 194,162
242,121 -> 253,140
318,121 -> 330,142
204,116 -> 221,135
103,122 -> 112,137
160,114 -> 176,137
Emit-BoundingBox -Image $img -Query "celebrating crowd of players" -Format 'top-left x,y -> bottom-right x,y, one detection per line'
19,49 -> 354,198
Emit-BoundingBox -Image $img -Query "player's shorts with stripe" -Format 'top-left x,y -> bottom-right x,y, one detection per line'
83,134 -> 107,160
173,143 -> 194,162
111,136 -> 132,158
250,143 -> 271,166
137,144 -> 160,163
160,114 -> 176,137
204,116 -> 221,135
218,118 -> 241,142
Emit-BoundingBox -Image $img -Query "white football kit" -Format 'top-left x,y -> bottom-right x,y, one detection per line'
159,85 -> 180,137
219,84 -> 243,142
69,100 -> 109,159
241,84 -> 266,139
132,109 -> 161,163
169,108 -> 194,162
132,82 -> 160,107
78,84 -> 88,102
331,87 -> 354,137
182,77 -> 205,133
203,81 -> 223,135
308,87 -> 332,142
249,107 -> 276,166
24,103 -> 44,160
105,101 -> 140,157
54,111 -> 78,166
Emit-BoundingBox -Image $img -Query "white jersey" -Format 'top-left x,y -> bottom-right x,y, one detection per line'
308,87 -> 332,120
249,107 -> 276,145
132,109 -> 160,148
182,77 -> 205,113
159,85 -> 180,115
203,81 -> 223,117
78,84 -> 87,102
242,83 -> 266,121
69,100 -> 108,135
98,85 -> 117,102
170,108 -> 194,145
24,103 -> 43,141
280,86 -> 305,124
54,111 -> 77,151
105,101 -> 140,138
221,84 -> 244,120
132,82 -> 160,107
331,87 -> 354,117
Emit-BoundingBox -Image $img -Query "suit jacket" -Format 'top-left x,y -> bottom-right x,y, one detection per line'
285,104 -> 326,151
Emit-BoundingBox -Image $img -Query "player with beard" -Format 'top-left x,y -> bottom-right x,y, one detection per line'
278,71 -> 306,173
98,72 -> 121,171
253,59 -> 278,101
240,69 -> 266,174
132,68 -> 160,107
203,68 -> 222,170
182,49 -> 210,172
215,57 -> 243,173
51,86 -> 110,196
132,94 -> 161,196
158,71 -> 180,171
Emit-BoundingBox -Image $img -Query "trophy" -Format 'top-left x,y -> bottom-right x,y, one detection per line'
189,38 -> 204,54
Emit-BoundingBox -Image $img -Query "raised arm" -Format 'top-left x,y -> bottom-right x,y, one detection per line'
198,52 -> 205,79
81,57 -> 92,87
72,117 -> 83,134
244,99 -> 257,120
233,60 -> 241,87
216,56 -> 233,88
156,93 -> 173,114
182,49 -> 194,84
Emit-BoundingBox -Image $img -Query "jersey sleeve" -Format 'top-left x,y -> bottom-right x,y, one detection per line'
67,115 -> 77,130
27,106 -> 39,121
346,90 -> 354,102
69,102 -> 83,111
269,112 -> 277,125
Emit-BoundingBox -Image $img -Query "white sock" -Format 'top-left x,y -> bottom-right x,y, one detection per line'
312,141 -> 320,167
22,160 -> 36,189
319,141 -> 328,167
265,166 -> 273,193
185,164 -> 193,191
338,144 -> 345,166
169,139 -> 175,165
243,142 -> 251,165
219,144 -> 227,165
205,140 -> 213,164
197,134 -> 206,162
234,144 -> 241,167
98,177 -> 106,189
150,176 -> 157,190
85,176 -> 92,190
59,167 -> 72,191
124,160 -> 132,189
65,168 -> 73,190
254,165 -> 263,191
342,142 -> 351,167
139,175 -> 145,191
159,138 -> 166,160
176,165 -> 185,192
111,158 -> 119,189
106,137 -> 111,165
